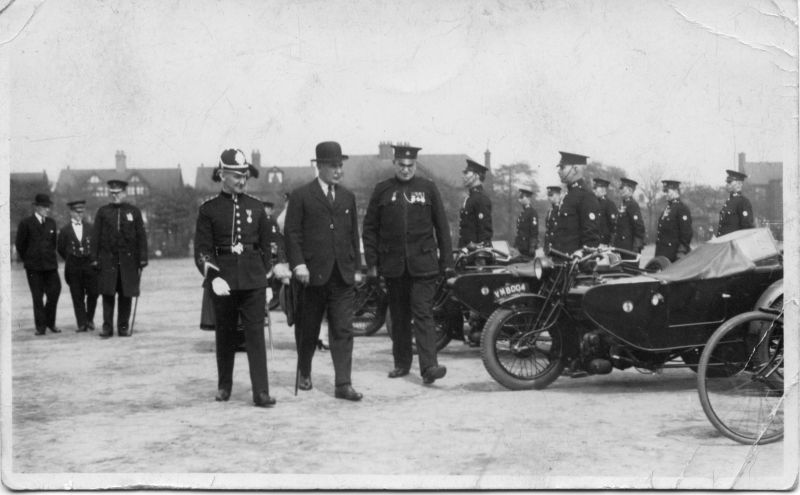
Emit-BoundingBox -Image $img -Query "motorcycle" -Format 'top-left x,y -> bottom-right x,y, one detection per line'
479,228 -> 783,390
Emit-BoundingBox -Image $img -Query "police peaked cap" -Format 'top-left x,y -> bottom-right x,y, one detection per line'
593,178 -> 610,188
67,199 -> 87,210
518,185 -> 535,196
464,159 -> 488,176
107,179 -> 128,192
392,145 -> 421,163
661,180 -> 681,190
557,151 -> 589,166
725,169 -> 748,181
619,177 -> 638,189
546,185 -> 562,193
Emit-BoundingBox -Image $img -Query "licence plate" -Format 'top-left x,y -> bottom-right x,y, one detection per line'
493,282 -> 529,299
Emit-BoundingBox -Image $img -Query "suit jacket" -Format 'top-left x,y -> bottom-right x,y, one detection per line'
92,202 -> 148,297
284,181 -> 361,287
15,215 -> 59,271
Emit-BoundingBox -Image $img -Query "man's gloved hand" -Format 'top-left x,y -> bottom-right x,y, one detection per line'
354,271 -> 364,284
295,264 -> 310,285
272,262 -> 291,281
211,277 -> 231,296
266,287 -> 273,302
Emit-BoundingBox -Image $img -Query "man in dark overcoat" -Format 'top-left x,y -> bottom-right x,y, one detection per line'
592,178 -> 617,245
612,178 -> 646,258
91,179 -> 148,338
284,141 -> 362,401
655,180 -> 693,262
458,159 -> 493,250
57,200 -> 98,332
513,185 -> 539,257
717,169 -> 754,236
15,193 -> 62,335
552,152 -> 600,254
195,148 -> 290,407
362,144 -> 452,385
543,186 -> 562,254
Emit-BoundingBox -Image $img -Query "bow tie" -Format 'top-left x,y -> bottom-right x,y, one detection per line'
73,221 -> 82,226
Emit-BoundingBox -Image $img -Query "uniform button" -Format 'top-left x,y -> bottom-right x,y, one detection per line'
329,224 -> 334,229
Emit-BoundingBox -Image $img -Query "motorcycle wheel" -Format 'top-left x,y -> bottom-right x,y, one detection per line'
480,307 -> 565,390
352,283 -> 388,336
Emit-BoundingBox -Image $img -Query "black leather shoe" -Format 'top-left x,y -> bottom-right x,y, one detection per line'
297,375 -> 313,391
86,322 -> 95,331
254,392 -> 276,408
118,327 -> 131,337
48,326 -> 62,334
422,365 -> 447,384
35,328 -> 46,336
99,327 -> 113,338
388,368 -> 410,378
334,385 -> 363,401
215,389 -> 231,402
76,325 -> 88,333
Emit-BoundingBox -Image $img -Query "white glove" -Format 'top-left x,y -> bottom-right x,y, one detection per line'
295,264 -> 310,285
354,271 -> 364,284
272,262 -> 291,281
211,277 -> 231,296
266,288 -> 273,302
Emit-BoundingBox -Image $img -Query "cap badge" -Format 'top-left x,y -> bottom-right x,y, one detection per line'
589,212 -> 596,220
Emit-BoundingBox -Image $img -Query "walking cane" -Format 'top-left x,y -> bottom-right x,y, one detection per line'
130,267 -> 142,335
293,280 -> 303,396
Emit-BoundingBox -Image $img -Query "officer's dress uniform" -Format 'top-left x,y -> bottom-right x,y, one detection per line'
514,204 -> 539,257
655,199 -> 692,262
362,175 -> 453,374
596,196 -> 617,245
717,192 -> 754,236
58,219 -> 98,330
551,179 -> 600,254
92,202 -> 147,334
458,184 -> 493,248
613,197 -> 646,254
15,214 -> 61,333
194,191 -> 278,401
544,204 -> 559,254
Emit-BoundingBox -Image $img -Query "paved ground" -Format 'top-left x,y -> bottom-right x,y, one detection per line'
2,257 -> 794,490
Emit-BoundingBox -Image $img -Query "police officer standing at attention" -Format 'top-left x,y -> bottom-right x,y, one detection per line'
717,170 -> 754,236
553,152 -> 600,254
543,186 -> 562,254
284,141 -> 362,401
592,178 -> 617,245
57,200 -> 98,332
363,144 -> 452,385
195,148 -> 290,407
612,178 -> 646,257
513,185 -> 538,258
91,179 -> 148,338
15,193 -> 62,336
655,180 -> 692,262
458,159 -> 493,250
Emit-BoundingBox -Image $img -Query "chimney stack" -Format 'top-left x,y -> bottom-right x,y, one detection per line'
484,149 -> 491,170
378,141 -> 393,160
738,152 -> 745,173
115,150 -> 126,174
252,149 -> 261,168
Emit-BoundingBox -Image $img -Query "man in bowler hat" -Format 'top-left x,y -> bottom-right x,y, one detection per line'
284,141 -> 363,401
195,148 -> 290,407
553,152 -> 600,254
91,179 -> 148,338
717,169 -> 754,236
15,193 -> 62,335
655,180 -> 692,262
458,159 -> 493,250
363,144 -> 452,385
57,200 -> 98,332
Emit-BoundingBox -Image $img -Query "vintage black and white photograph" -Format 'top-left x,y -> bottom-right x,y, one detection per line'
2,0 -> 797,490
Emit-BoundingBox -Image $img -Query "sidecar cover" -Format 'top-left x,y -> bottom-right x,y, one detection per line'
580,228 -> 782,351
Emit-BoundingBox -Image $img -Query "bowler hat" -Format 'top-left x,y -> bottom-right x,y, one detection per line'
33,193 -> 52,206
392,145 -> 422,164
725,169 -> 747,182
557,151 -> 589,167
313,141 -> 349,164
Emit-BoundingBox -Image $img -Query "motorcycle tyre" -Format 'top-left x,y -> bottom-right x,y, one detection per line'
480,307 -> 565,390
352,293 -> 389,337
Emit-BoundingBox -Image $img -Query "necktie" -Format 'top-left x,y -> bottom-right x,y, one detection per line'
327,184 -> 334,203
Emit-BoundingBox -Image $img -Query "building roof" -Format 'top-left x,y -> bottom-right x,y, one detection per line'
741,161 -> 782,185
55,167 -> 184,193
11,171 -> 49,185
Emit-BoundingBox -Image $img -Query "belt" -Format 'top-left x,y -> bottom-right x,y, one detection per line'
215,244 -> 259,254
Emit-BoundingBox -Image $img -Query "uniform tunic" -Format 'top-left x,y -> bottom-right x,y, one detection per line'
92,203 -> 148,297
613,197 -> 646,253
596,196 -> 618,245
514,205 -> 539,256
655,198 -> 692,262
551,179 -> 600,254
544,205 -> 559,254
457,184 -> 493,248
58,220 -> 98,328
717,192 -> 754,236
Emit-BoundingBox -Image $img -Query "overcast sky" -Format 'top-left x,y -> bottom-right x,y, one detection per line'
4,0 -> 798,191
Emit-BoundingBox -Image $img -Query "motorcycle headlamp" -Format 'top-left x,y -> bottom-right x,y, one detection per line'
533,256 -> 553,279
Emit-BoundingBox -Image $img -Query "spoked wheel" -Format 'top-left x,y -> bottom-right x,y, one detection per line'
480,307 -> 565,390
697,310 -> 784,445
351,281 -> 388,336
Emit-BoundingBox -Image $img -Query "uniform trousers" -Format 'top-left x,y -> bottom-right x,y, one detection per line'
102,270 -> 133,332
294,264 -> 354,386
386,271 -> 439,373
65,257 -> 98,328
25,269 -> 61,331
213,287 -> 269,399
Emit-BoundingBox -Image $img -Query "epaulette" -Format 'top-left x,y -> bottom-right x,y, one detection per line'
200,195 -> 217,205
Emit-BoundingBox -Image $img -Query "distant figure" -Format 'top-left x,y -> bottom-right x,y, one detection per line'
57,200 -> 98,332
612,178 -> 646,258
592,178 -> 617,245
15,193 -> 61,335
513,185 -> 539,257
458,159 -> 493,250
276,192 -> 290,233
553,152 -> 600,254
655,180 -> 692,262
717,169 -> 754,237
91,179 -> 148,338
543,186 -> 562,254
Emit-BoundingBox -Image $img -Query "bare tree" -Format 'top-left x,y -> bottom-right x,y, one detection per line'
637,163 -> 665,244
491,162 -> 537,241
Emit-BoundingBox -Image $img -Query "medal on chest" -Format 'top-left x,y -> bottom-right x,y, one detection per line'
246,209 -> 253,224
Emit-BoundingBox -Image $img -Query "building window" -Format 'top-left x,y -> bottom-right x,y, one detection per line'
268,170 -> 283,183
94,186 -> 107,197
89,175 -> 100,184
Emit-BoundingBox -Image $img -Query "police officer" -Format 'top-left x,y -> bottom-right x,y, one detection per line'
717,169 -> 754,236
553,152 -> 600,254
513,185 -> 539,257
655,180 -> 692,262
543,186 -> 562,254
57,200 -> 98,332
592,178 -> 617,245
612,178 -> 646,257
194,148 -> 290,408
458,159 -> 493,250
15,193 -> 62,335
362,144 -> 452,385
91,180 -> 147,338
